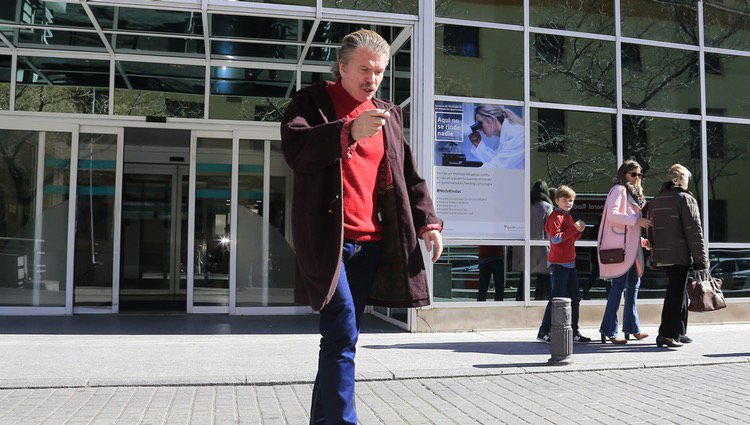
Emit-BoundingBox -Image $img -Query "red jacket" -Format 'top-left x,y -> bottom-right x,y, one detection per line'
545,209 -> 583,265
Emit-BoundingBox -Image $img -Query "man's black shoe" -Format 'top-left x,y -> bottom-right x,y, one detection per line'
573,332 -> 591,343
536,333 -> 550,344
678,335 -> 693,344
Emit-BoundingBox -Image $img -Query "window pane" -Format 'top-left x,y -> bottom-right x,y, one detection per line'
709,249 -> 750,296
322,0 -> 417,14
92,6 -> 202,35
115,61 -> 205,118
434,245 -> 525,302
530,0 -> 615,35
621,44 -> 699,114
620,0 -> 698,45
18,28 -> 106,51
269,141 -> 296,305
622,115 -> 702,200
583,246 -> 669,300
530,109 -> 616,241
1,1 -> 93,29
111,34 -> 204,57
436,0 -> 523,25
210,68 -> 293,121
0,55 -> 9,110
0,130 -> 71,307
74,133 -> 118,308
211,15 -> 308,42
194,137 -> 232,307
531,36 -> 615,107
236,139 -> 265,307
15,56 -> 110,114
704,0 -> 750,51
436,25 -> 523,100
707,123 -> 750,243
705,54 -> 750,119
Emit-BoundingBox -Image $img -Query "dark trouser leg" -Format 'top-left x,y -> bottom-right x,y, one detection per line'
658,265 -> 689,340
540,265 -> 572,334
534,273 -> 550,301
310,241 -> 381,425
491,259 -> 505,301
681,282 -> 689,336
477,262 -> 491,302
566,267 -> 582,333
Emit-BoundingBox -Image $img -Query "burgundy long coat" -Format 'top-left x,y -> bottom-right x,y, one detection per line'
281,82 -> 442,311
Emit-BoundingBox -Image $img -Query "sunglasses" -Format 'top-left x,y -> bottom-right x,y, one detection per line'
629,172 -> 644,178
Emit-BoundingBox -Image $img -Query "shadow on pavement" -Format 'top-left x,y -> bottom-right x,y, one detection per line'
704,353 -> 750,358
363,341 -> 667,356
0,314 -> 402,335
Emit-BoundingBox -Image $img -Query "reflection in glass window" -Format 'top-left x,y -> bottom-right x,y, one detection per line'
623,115 -> 701,202
323,0 -> 417,14
74,133 -> 118,308
18,28 -> 106,51
707,123 -> 750,243
443,26 -> 480,58
530,0 -> 615,35
436,25 -> 523,100
434,245 -> 525,302
114,61 -> 205,118
531,36 -> 615,107
313,22 -> 396,44
91,6 -> 202,35
0,130 -> 71,307
194,137 -> 233,307
620,0 -> 698,45
0,55 -> 9,110
1,1 -> 93,28
705,54 -> 750,120
211,14 -> 307,42
704,0 -> 750,52
436,0 -> 523,25
530,109 -> 616,240
111,34 -> 204,57
210,68 -> 294,121
621,44 -> 699,114
709,249 -> 750,296
15,57 -> 110,114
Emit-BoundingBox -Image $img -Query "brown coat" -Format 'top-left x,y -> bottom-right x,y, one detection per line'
280,82 -> 442,311
646,184 -> 708,270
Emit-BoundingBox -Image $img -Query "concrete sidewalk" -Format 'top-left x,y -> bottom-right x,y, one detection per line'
1,315 -> 748,389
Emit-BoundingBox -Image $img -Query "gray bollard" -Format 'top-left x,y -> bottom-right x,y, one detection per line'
548,297 -> 573,365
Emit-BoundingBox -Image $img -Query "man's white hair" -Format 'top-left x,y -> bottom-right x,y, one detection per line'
331,29 -> 390,80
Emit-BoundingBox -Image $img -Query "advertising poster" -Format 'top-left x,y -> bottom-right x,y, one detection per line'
434,101 -> 525,239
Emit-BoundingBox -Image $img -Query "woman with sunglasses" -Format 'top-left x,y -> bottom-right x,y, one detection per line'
597,160 -> 653,344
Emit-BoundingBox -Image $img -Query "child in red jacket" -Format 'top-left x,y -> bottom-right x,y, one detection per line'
536,185 -> 591,343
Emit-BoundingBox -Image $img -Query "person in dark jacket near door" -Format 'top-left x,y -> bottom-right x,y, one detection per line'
281,29 -> 443,425
647,164 -> 708,348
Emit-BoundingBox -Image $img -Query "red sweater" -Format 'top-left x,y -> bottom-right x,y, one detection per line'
326,82 -> 384,242
545,209 -> 584,265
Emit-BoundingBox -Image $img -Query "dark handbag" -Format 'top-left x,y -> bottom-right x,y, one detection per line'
599,248 -> 625,264
687,270 -> 727,312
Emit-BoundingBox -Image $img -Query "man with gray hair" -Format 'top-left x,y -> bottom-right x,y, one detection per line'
281,29 -> 443,424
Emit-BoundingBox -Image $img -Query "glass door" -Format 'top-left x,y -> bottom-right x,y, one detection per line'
73,126 -> 124,313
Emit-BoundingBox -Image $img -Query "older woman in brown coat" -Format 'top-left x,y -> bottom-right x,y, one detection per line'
647,164 -> 708,348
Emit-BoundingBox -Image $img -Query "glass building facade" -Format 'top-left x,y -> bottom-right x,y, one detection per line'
0,1 -> 748,331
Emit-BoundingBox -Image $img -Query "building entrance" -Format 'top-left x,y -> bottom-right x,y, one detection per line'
120,165 -> 188,312
118,128 -> 190,312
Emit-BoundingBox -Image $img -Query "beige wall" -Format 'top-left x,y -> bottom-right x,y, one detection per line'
415,303 -> 750,332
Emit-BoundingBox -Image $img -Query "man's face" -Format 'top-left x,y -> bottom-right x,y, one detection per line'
556,196 -> 574,212
339,47 -> 388,102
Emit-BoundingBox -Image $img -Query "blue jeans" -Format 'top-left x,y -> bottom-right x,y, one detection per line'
310,240 -> 381,425
539,265 -> 581,334
599,263 -> 641,338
